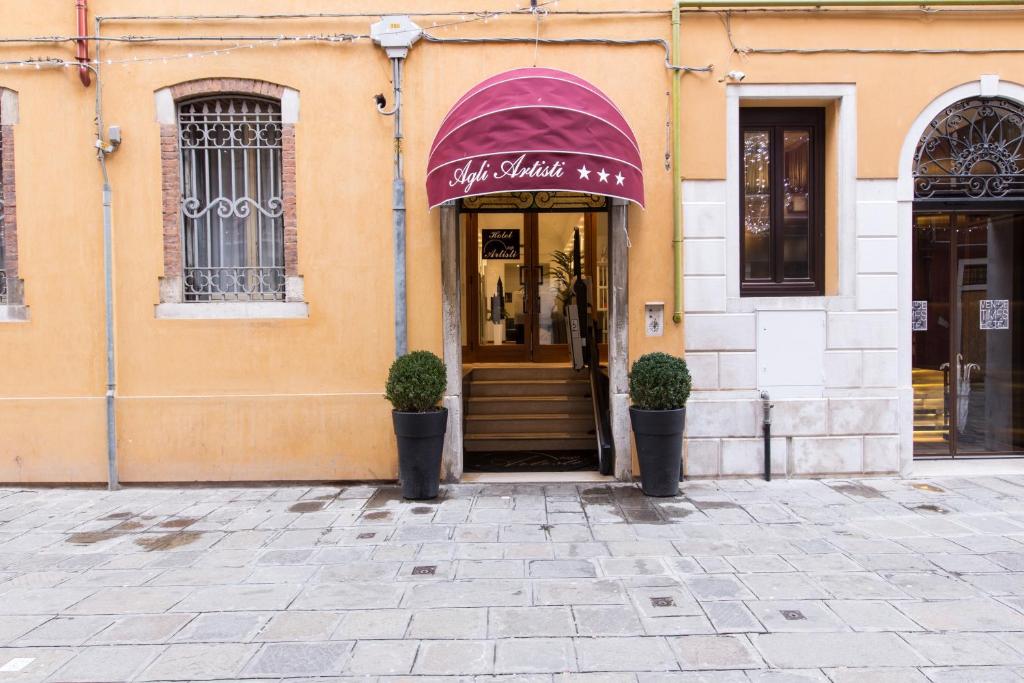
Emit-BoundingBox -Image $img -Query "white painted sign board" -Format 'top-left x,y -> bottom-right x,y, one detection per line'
757,310 -> 826,388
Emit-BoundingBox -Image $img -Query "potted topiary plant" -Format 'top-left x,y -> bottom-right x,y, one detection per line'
629,352 -> 692,497
385,350 -> 448,500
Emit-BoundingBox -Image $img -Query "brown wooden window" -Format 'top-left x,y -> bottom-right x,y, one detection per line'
740,108 -> 824,296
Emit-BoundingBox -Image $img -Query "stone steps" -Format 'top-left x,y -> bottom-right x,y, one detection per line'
463,365 -> 596,455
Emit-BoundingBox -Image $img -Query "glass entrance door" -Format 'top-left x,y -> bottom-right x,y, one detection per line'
462,211 -> 608,363
913,211 -> 1024,456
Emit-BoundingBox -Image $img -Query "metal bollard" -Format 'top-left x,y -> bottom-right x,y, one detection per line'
760,391 -> 773,482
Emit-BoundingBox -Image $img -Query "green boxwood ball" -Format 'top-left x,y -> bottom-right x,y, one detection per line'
385,350 -> 447,413
628,352 -> 692,410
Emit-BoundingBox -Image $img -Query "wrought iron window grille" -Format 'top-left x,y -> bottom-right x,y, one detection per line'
914,97 -> 1024,201
178,96 -> 286,302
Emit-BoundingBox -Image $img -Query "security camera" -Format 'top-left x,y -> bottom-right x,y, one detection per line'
373,93 -> 387,110
725,70 -> 746,82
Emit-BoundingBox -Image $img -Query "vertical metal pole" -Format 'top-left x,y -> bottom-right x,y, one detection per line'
671,4 -> 683,324
95,16 -> 118,490
392,57 -> 408,357
103,181 -> 118,490
760,391 -> 772,482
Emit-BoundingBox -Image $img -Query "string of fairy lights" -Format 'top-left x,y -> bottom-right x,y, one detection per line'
0,1 -> 563,72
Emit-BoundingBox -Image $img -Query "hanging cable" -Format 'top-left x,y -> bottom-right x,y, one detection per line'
422,34 -> 712,73
531,3 -> 548,67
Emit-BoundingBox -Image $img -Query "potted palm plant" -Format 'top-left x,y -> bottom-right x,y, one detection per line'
385,350 -> 448,500
629,352 -> 691,497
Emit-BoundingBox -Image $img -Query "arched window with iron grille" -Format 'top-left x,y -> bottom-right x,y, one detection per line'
914,97 -> 1024,202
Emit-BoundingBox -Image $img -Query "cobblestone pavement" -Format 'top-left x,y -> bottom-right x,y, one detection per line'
4,478 -> 1024,680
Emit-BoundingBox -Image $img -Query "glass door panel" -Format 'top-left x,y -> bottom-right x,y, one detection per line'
536,213 -> 586,351
913,214 -> 953,455
913,210 -> 1024,457
471,213 -> 530,361
462,209 -> 609,363
953,213 -> 1024,455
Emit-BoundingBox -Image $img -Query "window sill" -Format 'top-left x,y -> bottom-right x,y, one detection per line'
0,305 -> 30,322
726,294 -> 855,313
155,301 -> 308,320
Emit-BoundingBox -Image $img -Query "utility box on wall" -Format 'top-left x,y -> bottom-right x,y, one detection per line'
757,310 -> 825,389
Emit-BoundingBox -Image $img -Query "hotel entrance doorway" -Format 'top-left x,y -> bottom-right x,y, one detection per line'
461,201 -> 609,364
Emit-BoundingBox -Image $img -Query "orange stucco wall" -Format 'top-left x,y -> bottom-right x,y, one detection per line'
0,1 -> 1021,482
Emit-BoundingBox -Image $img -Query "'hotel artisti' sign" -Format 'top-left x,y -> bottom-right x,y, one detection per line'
481,229 -> 520,259
430,151 -> 637,207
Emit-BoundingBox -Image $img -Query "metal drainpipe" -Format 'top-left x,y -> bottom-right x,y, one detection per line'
392,56 -> 407,358
376,57 -> 408,358
93,16 -> 119,490
671,5 -> 683,325
101,174 -> 117,489
75,0 -> 91,87
372,16 -> 421,358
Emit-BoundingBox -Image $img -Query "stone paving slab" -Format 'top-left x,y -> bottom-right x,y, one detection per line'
5,477 -> 1024,679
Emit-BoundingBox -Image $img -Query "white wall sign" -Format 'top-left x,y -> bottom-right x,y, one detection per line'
912,300 -> 928,331
980,299 -> 1009,330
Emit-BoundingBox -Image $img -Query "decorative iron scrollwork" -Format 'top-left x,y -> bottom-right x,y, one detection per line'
183,266 -> 285,302
461,192 -> 607,211
181,196 -> 284,220
914,97 -> 1024,200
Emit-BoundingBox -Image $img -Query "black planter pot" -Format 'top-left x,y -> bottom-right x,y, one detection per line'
629,406 -> 686,497
392,408 -> 448,500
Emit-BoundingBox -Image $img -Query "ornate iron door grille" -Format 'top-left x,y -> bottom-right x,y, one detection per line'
914,97 -> 1024,201
178,96 -> 285,301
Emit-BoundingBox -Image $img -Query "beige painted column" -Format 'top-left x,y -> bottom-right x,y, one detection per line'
439,201 -> 464,482
609,198 -> 632,481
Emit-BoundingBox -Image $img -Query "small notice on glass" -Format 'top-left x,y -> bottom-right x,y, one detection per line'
980,299 -> 1009,330
912,301 -> 928,331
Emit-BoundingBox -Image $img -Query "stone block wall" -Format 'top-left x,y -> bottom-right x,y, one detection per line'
681,179 -> 905,477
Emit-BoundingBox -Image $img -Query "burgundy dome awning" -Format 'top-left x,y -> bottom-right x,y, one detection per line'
426,67 -> 644,208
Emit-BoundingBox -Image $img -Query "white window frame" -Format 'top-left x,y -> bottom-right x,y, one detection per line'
725,83 -> 858,312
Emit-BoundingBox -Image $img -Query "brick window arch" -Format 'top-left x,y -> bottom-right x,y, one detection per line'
0,87 -> 22,313
156,78 -> 302,310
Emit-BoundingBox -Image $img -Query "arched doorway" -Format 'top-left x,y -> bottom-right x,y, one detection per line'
429,68 -> 640,480
912,96 -> 1024,457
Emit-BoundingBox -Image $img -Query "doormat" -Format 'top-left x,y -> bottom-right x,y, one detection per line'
465,450 -> 598,472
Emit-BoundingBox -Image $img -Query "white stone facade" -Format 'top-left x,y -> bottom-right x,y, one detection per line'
681,83 -> 911,478
683,178 -> 905,477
